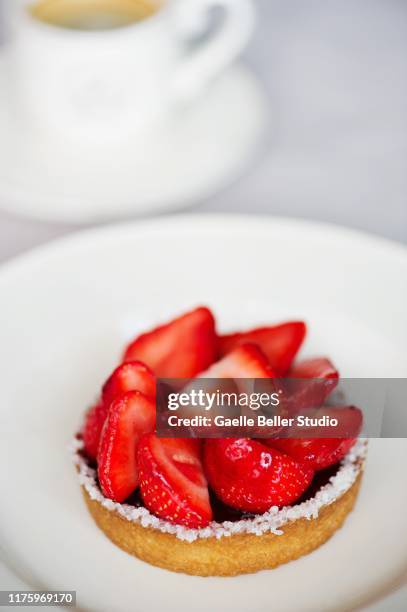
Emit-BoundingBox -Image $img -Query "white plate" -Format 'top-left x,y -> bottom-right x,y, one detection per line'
0,215 -> 406,612
0,56 -> 267,223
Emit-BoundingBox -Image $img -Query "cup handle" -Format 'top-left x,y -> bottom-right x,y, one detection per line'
173,0 -> 255,100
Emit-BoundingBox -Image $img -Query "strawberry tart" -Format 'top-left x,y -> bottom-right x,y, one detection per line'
72,306 -> 365,576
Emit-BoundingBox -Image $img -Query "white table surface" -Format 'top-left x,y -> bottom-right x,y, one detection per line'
0,1 -> 406,609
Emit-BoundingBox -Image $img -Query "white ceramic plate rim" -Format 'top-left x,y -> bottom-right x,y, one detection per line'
1,215 -> 406,277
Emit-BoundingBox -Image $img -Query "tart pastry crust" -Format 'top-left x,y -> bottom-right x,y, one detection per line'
82,474 -> 362,576
75,441 -> 365,576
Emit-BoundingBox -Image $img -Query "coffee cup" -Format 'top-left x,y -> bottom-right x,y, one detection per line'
9,0 -> 255,141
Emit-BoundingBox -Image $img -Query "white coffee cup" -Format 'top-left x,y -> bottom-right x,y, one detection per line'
9,0 -> 255,141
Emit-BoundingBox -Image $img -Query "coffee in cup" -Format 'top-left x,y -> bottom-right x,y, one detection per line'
29,0 -> 160,31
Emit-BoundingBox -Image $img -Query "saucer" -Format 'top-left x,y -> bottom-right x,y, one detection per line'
0,53 -> 268,224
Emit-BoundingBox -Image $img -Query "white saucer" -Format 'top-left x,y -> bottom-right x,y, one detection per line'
0,215 -> 406,611
0,55 -> 268,224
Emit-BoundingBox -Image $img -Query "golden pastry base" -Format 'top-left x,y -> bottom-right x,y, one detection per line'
82,472 -> 362,577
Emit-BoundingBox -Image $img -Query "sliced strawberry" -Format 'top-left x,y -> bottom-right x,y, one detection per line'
82,403 -> 108,460
191,344 -> 277,433
123,306 -> 217,379
278,357 -> 339,417
269,438 -> 357,471
289,357 -> 338,380
98,391 -> 156,502
83,362 -> 156,460
199,343 -> 275,379
137,434 -> 212,528
102,361 -> 156,406
218,321 -> 306,375
266,406 -> 363,470
204,438 -> 314,512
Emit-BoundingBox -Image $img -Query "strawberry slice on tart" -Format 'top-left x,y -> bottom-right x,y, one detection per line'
199,343 -> 275,379
98,391 -> 156,502
276,357 -> 339,418
82,361 -> 156,460
194,344 -> 276,421
267,405 -> 363,470
268,437 -> 358,471
218,321 -> 306,375
289,357 -> 338,380
204,438 -> 315,513
82,403 -> 109,461
102,361 -> 156,406
123,306 -> 217,378
138,434 -> 212,528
